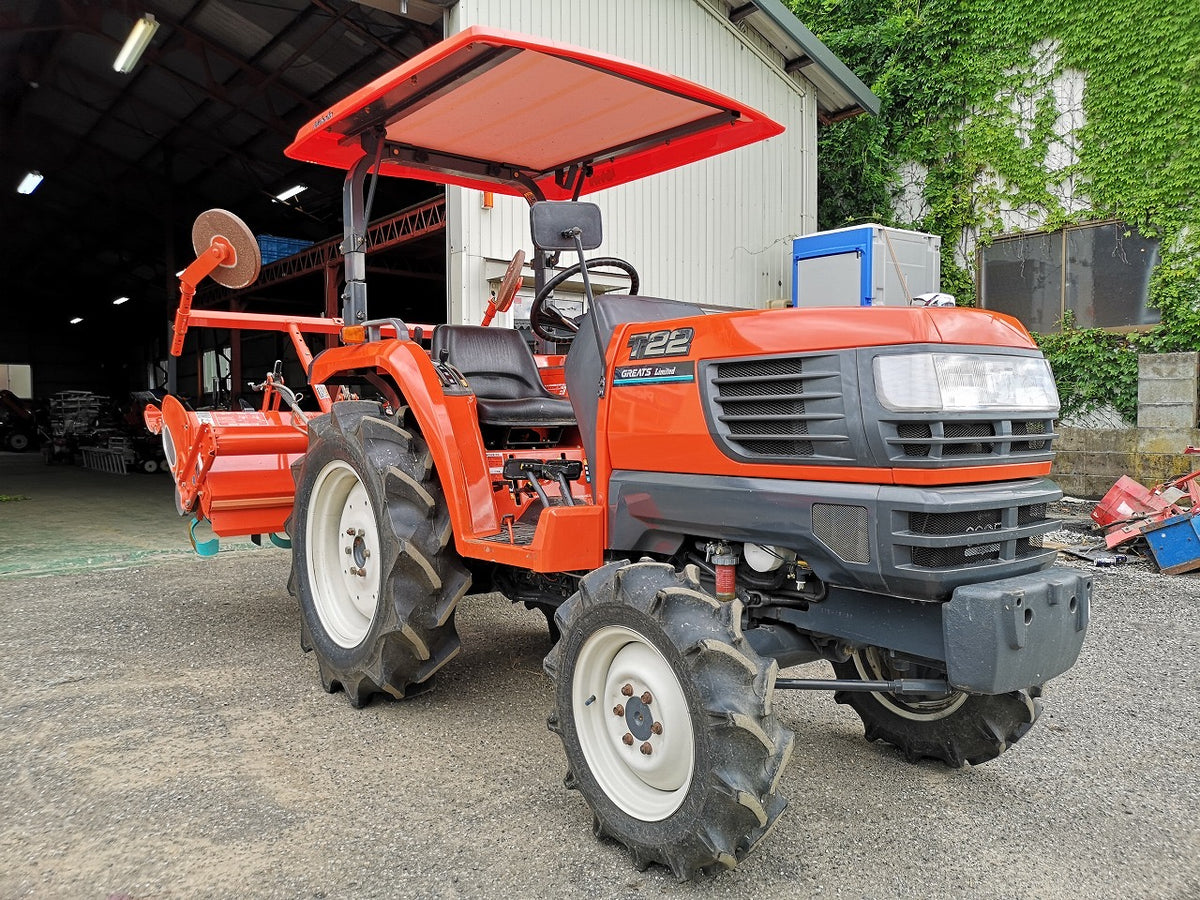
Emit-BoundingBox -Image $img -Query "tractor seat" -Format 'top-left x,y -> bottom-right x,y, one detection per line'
431,325 -> 576,428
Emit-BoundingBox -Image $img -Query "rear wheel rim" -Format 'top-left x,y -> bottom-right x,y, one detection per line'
306,459 -> 380,648
853,647 -> 966,721
573,625 -> 694,821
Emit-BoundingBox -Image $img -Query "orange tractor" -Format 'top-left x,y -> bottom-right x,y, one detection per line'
148,28 -> 1090,879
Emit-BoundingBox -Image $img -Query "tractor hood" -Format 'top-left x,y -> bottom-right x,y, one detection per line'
285,27 -> 784,201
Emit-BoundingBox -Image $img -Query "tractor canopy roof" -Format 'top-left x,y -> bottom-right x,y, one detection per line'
285,27 -> 784,201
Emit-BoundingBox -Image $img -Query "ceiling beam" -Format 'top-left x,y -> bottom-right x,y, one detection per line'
141,1 -> 323,116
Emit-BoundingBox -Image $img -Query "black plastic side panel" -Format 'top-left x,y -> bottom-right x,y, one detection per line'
608,470 -> 1061,601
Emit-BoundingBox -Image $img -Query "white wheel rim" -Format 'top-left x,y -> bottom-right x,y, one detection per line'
854,648 -> 966,721
305,459 -> 381,648
572,625 -> 694,821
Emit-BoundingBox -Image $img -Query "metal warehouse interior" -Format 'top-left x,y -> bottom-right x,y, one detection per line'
2,0 -> 455,402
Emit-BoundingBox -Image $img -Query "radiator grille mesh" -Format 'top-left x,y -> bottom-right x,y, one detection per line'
813,504 -> 870,563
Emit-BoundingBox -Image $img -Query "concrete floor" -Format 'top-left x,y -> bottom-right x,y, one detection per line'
0,452 -> 256,577
1,450 -> 1198,898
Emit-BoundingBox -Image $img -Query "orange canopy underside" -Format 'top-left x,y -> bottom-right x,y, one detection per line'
285,27 -> 784,200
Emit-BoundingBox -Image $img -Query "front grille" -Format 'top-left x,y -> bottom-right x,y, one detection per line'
1018,503 -> 1047,525
942,422 -> 995,455
704,353 -> 854,464
897,501 -> 1054,571
909,508 -> 1001,535
913,543 -> 1001,567
813,504 -> 870,563
1012,420 -> 1048,451
898,423 -> 932,457
879,416 -> 1056,465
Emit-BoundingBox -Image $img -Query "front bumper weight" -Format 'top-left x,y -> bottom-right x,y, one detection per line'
943,566 -> 1091,694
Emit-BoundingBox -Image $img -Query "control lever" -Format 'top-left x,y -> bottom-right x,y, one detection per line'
502,458 -> 584,508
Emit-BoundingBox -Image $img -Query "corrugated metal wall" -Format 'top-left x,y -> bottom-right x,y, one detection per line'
444,0 -> 817,326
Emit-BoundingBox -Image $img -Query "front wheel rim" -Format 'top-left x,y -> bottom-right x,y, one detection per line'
572,625 -> 695,822
306,459 -> 381,648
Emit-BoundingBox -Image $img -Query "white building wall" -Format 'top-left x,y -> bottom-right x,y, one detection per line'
444,0 -> 817,326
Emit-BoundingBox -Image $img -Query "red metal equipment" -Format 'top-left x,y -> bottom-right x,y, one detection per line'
1093,469 -> 1200,550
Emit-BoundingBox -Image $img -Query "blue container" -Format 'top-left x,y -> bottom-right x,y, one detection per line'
1143,514 -> 1200,575
257,235 -> 314,265
791,224 -> 941,308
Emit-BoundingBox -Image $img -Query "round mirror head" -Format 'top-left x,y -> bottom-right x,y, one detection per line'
191,209 -> 261,289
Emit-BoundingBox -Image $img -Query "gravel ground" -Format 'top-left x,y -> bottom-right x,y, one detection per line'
0,549 -> 1197,899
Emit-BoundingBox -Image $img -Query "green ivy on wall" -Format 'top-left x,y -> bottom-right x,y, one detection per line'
789,0 -> 1200,420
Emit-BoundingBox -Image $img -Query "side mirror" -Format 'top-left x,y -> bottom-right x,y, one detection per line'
530,201 -> 602,251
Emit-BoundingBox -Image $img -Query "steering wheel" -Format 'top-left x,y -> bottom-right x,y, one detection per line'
528,257 -> 640,343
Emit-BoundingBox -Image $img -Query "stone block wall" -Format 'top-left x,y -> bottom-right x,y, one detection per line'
1051,352 -> 1200,498
1137,352 -> 1200,429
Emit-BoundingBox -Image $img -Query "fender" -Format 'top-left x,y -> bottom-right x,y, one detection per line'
310,339 -> 501,540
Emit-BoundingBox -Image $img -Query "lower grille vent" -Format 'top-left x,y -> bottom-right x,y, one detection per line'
813,504 -> 870,563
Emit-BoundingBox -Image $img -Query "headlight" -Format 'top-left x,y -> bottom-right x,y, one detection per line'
874,353 -> 1059,413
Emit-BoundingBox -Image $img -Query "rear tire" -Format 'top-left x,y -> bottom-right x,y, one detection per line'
545,562 -> 793,879
289,400 -> 469,706
832,647 -> 1040,767
7,432 -> 30,452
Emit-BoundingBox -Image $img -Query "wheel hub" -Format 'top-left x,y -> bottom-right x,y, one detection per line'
350,532 -> 369,568
623,695 -> 654,742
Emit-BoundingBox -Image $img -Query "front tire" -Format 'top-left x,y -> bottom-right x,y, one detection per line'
832,647 -> 1040,767
290,401 -> 470,706
545,562 -> 793,879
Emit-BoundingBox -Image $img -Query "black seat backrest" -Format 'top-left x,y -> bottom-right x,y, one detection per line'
431,325 -> 552,401
563,295 -> 704,467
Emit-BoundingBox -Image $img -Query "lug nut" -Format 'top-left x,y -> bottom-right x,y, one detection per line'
346,528 -> 356,536
640,742 -> 653,756
362,549 -> 370,559
622,732 -> 634,746
613,704 -> 624,717
640,691 -> 653,705
344,546 -> 352,555
621,683 -> 634,697
651,722 -> 663,735
356,528 -> 366,537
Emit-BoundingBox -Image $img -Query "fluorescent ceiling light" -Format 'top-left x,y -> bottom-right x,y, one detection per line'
113,14 -> 159,74
69,317 -> 83,325
16,171 -> 43,195
274,184 -> 307,202
113,296 -> 129,305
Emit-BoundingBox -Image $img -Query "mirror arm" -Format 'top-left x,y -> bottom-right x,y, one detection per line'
569,230 -> 606,395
